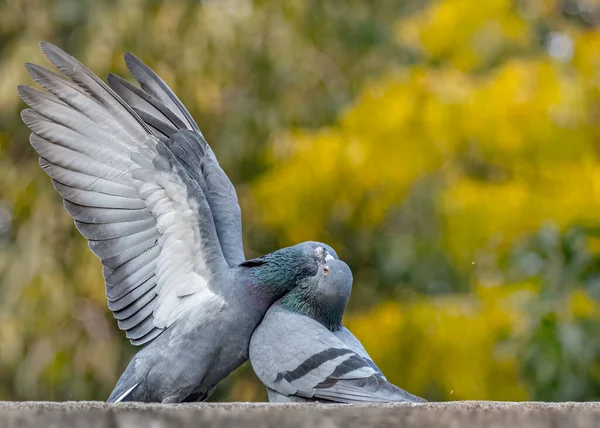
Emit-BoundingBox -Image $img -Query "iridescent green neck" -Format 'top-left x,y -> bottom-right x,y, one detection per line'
242,248 -> 318,302
279,281 -> 346,331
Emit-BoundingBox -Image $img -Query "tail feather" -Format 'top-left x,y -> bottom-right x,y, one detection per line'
109,382 -> 140,403
107,356 -> 146,403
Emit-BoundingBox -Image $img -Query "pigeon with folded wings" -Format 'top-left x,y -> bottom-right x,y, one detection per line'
19,42 -> 340,403
250,259 -> 426,403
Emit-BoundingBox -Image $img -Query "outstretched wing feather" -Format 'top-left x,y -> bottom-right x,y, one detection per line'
19,42 -> 229,346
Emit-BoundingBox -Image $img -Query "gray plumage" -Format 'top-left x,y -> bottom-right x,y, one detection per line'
19,41 -> 340,403
250,260 -> 426,403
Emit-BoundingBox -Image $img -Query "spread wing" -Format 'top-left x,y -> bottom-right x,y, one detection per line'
107,52 -> 201,141
106,53 -> 244,267
19,42 -> 231,346
250,306 -> 425,403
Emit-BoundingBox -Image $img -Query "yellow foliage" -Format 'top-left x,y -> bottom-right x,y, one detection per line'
251,0 -> 600,401
346,283 -> 600,400
570,289 -> 600,320
572,30 -> 600,81
255,55 -> 600,264
254,68 -> 470,246
4,0 -> 600,402
345,283 -> 537,400
396,0 -> 539,70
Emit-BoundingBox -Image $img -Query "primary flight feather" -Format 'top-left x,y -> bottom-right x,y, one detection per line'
19,42 -> 340,403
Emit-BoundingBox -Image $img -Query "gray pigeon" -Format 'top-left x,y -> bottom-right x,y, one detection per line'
18,41 -> 341,403
250,259 -> 426,403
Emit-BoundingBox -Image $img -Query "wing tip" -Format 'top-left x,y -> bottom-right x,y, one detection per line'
20,107 -> 37,128
124,51 -> 145,69
24,62 -> 53,81
39,40 -> 62,60
123,51 -> 153,81
39,40 -> 92,78
107,72 -> 136,92
24,62 -> 43,85
16,84 -> 29,97
17,84 -> 59,108
19,106 -> 31,115
17,84 -> 37,106
24,61 -> 36,74
21,110 -> 49,131
106,72 -> 123,88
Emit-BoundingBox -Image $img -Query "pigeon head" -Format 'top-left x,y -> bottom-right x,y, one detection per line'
240,241 -> 339,302
279,258 -> 353,331
311,259 -> 353,304
294,241 -> 339,267
277,241 -> 338,264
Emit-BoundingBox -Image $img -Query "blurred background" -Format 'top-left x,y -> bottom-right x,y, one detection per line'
2,0 -> 600,402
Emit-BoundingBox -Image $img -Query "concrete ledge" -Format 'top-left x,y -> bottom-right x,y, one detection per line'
1,401 -> 599,428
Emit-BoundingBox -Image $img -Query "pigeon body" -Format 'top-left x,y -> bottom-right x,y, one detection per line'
265,326 -> 390,403
19,42 -> 339,403
250,260 -> 426,403
108,242 -> 339,403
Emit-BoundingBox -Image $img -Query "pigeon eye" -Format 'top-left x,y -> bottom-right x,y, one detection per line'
323,267 -> 329,275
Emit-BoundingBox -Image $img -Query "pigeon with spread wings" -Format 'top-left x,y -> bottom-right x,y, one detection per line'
19,42 -> 340,403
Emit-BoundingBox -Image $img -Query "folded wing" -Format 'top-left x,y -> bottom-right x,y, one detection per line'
19,42 -> 230,346
250,307 -> 425,403
333,327 -> 386,380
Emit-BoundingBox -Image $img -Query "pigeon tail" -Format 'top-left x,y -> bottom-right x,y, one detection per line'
107,359 -> 146,403
109,383 -> 139,403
